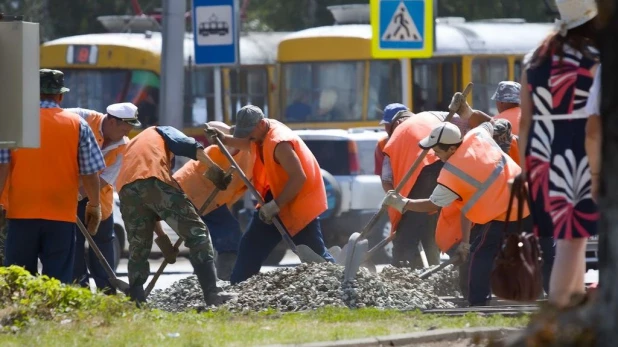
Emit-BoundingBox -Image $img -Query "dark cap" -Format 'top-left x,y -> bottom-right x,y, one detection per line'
40,69 -> 70,94
234,105 -> 265,138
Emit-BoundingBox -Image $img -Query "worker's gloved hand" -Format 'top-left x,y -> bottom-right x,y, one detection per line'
449,92 -> 473,119
204,125 -> 226,144
382,190 -> 408,213
85,202 -> 102,236
205,165 -> 232,191
454,242 -> 471,264
258,200 -> 280,224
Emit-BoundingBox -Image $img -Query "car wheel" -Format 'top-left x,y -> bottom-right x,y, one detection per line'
319,169 -> 342,220
264,241 -> 287,266
367,213 -> 393,265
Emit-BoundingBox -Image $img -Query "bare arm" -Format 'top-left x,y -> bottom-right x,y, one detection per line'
402,199 -> 441,213
469,110 -> 494,128
220,135 -> 252,151
518,70 -> 532,173
381,156 -> 394,192
273,142 -> 306,208
81,173 -> 101,206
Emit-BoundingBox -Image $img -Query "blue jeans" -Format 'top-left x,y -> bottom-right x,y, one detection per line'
4,219 -> 76,284
201,205 -> 242,254
230,209 -> 334,284
73,199 -> 116,293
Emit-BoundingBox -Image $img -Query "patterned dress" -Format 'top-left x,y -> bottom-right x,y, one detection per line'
525,45 -> 599,240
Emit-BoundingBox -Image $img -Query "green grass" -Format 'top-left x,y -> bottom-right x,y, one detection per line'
0,266 -> 528,346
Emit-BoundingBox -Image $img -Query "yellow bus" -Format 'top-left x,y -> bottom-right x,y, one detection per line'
275,9 -> 553,129
40,30 -> 289,142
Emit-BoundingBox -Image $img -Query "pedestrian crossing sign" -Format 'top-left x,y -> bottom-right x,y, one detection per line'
371,0 -> 434,58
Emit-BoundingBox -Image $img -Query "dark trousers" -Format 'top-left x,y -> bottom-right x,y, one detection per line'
4,218 -> 76,284
230,193 -> 334,284
73,199 -> 116,293
201,205 -> 243,254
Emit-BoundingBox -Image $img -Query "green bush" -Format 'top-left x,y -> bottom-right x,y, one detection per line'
0,266 -> 134,329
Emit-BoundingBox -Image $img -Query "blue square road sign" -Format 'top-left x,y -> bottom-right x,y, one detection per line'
192,0 -> 239,66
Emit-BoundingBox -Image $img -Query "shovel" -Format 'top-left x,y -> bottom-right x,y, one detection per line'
341,83 -> 474,282
419,256 -> 458,280
145,167 -> 235,297
209,134 -> 327,264
76,218 -> 130,294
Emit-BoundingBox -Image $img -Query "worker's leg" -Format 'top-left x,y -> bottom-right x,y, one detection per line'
72,221 -> 89,287
87,213 -> 116,294
418,212 -> 440,266
467,221 -> 503,306
40,220 -> 76,284
291,218 -> 335,263
0,212 -> 7,266
3,219 -> 41,275
201,205 -> 243,281
230,210 -> 282,285
446,244 -> 470,299
391,211 -> 422,268
148,179 -> 234,305
119,181 -> 157,290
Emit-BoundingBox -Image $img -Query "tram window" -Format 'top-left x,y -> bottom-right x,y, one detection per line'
230,67 -> 268,122
472,58 -> 508,115
412,59 -> 462,113
62,69 -> 160,128
368,60 -> 402,120
282,62 -> 364,122
187,67 -> 216,126
514,60 -> 522,82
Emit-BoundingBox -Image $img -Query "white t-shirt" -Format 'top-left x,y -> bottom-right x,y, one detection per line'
585,65 -> 601,117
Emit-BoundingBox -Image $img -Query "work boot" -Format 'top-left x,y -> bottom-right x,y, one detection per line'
155,234 -> 179,264
215,252 -> 237,281
191,258 -> 237,306
128,286 -> 147,307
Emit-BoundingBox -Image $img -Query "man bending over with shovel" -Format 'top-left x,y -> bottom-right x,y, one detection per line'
381,95 -> 529,306
115,126 -> 236,305
173,122 -> 254,281
205,105 -> 335,284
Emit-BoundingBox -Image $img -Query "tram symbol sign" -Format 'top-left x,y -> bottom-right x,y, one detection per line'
371,0 -> 434,58
192,0 -> 239,66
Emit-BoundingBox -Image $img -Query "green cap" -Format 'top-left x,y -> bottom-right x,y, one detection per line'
233,105 -> 265,138
40,69 -> 70,94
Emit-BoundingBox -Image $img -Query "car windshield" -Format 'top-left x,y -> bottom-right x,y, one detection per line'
302,138 -> 377,176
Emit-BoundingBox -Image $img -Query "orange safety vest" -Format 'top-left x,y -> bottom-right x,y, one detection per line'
382,112 -> 442,232
253,120 -> 327,235
495,107 -> 521,136
435,205 -> 464,253
8,108 -> 81,222
116,127 -> 174,192
507,136 -> 521,167
84,111 -> 128,220
0,175 -> 8,210
437,126 -> 529,224
174,146 -> 254,216
374,136 -> 388,176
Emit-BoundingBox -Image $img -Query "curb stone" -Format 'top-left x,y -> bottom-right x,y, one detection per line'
262,327 -> 521,347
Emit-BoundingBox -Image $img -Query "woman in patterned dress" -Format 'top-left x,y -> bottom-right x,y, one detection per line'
518,0 -> 600,307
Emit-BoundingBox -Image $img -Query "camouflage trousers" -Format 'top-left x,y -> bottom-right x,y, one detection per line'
119,178 -> 215,287
0,212 -> 6,265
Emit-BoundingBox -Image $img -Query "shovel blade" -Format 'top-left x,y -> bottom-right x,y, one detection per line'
110,278 -> 130,294
327,246 -> 341,262
343,233 -> 369,283
335,244 -> 348,265
297,244 -> 327,263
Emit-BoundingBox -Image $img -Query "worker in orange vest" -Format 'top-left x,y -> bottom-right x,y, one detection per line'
382,93 -> 531,306
492,81 -> 521,136
173,122 -> 254,281
115,125 -> 236,305
375,103 -> 408,188
0,69 -> 105,283
382,110 -> 472,269
205,105 -> 335,284
65,103 -> 141,294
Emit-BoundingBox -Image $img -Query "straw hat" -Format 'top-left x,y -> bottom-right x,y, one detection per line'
554,0 -> 597,35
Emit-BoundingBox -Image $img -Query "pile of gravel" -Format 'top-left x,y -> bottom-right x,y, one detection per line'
413,265 -> 462,297
148,263 -> 457,313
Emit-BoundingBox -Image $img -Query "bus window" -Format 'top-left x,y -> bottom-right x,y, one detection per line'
368,60 -> 402,121
230,67 -> 269,122
187,67 -> 216,126
282,62 -> 364,123
62,69 -> 160,127
412,58 -> 462,113
472,57 -> 508,115
514,59 -> 522,82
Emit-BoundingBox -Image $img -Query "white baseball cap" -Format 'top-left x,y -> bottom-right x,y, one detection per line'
418,123 -> 462,150
555,0 -> 597,32
107,102 -> 141,127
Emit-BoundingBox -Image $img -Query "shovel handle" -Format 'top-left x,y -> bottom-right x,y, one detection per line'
419,258 -> 457,280
211,136 -> 299,255
76,218 -> 118,282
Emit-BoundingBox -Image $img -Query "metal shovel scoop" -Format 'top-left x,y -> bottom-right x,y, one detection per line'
342,233 -> 369,282
76,218 -> 130,294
